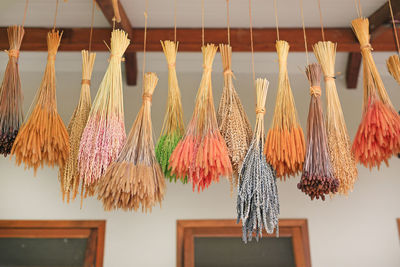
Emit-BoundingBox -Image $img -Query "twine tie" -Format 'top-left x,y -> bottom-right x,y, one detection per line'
81,79 -> 91,86
6,49 -> 20,58
310,86 -> 321,97
142,93 -> 153,102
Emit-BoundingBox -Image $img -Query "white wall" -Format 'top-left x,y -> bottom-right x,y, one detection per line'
0,51 -> 400,267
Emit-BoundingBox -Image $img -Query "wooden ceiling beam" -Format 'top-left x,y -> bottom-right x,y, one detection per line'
0,27 -> 398,52
95,0 -> 137,85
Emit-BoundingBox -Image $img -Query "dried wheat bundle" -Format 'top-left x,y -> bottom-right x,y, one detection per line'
297,64 -> 339,200
97,72 -> 165,212
11,30 -> 69,174
264,40 -> 305,179
387,55 -> 400,85
155,40 -> 185,183
59,50 -> 95,202
351,18 -> 400,168
169,44 -> 233,191
217,44 -> 252,185
0,26 -> 25,156
237,78 -> 279,243
79,29 -> 130,195
313,41 -> 358,195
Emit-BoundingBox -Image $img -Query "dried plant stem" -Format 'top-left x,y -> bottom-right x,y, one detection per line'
313,41 -> 358,195
59,50 -> 95,202
11,30 -> 69,174
217,44 -> 252,186
387,54 -> 400,85
0,26 -> 25,156
237,78 -> 279,243
265,40 -> 305,179
169,44 -> 233,191
156,40 -> 185,182
297,64 -> 339,200
97,73 -> 165,212
79,29 -> 130,195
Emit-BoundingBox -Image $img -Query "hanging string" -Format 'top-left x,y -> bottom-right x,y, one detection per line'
201,0 -> 205,47
142,0 -> 149,80
174,0 -> 177,43
354,0 -> 363,18
226,0 -> 231,46
389,0 -> 400,55
89,0 -> 95,52
248,0 -> 255,85
22,0 -> 29,27
317,0 -> 325,42
300,0 -> 309,66
273,0 -> 280,41
53,0 -> 60,30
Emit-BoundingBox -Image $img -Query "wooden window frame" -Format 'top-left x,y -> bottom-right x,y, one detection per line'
177,219 -> 311,267
0,220 -> 106,267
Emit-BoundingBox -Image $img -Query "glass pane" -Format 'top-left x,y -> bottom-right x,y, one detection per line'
0,238 -> 88,267
194,237 -> 295,267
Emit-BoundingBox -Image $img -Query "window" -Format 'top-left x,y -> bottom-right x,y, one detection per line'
0,220 -> 105,267
177,219 -> 311,267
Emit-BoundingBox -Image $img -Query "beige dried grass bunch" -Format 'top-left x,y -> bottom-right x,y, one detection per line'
11,30 -> 69,174
217,44 -> 252,184
0,25 -> 25,156
97,72 -> 165,212
387,55 -> 400,85
59,50 -> 95,202
264,40 -> 305,179
313,41 -> 358,195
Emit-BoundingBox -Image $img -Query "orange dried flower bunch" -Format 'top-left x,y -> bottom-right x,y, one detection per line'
351,18 -> 400,168
169,44 -> 233,191
264,40 -> 305,179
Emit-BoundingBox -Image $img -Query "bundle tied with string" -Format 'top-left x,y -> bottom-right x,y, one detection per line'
97,72 -> 165,212
297,64 -> 339,200
351,18 -> 400,168
79,29 -> 130,195
0,26 -> 24,156
156,40 -> 185,183
59,50 -> 95,202
237,78 -> 279,243
217,44 -> 252,186
11,30 -> 69,173
169,44 -> 233,191
313,41 -> 358,195
264,40 -> 305,179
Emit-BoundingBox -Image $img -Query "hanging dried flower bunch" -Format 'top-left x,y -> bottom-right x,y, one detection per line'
79,29 -> 130,195
217,44 -> 252,185
0,26 -> 25,156
387,55 -> 400,85
169,44 -> 233,191
237,78 -> 279,243
297,64 -> 339,200
155,40 -> 185,183
313,41 -> 358,195
59,50 -> 95,202
11,30 -> 69,174
351,18 -> 400,168
97,72 -> 165,212
264,40 -> 305,179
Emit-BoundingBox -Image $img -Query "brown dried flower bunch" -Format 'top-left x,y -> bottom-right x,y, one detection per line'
11,30 -> 69,174
97,72 -> 166,212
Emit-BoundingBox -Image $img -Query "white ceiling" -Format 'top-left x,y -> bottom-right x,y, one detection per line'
0,0 -> 387,28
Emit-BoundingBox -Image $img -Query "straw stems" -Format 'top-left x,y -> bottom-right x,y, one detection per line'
297,64 -> 339,200
11,30 -> 69,174
217,44 -> 252,186
313,41 -> 358,195
351,18 -> 400,168
59,50 -> 95,202
97,73 -> 165,212
169,44 -> 233,191
156,40 -> 185,182
386,54 -> 400,85
237,78 -> 279,243
79,29 -> 130,194
0,25 -> 25,156
264,40 -> 305,179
